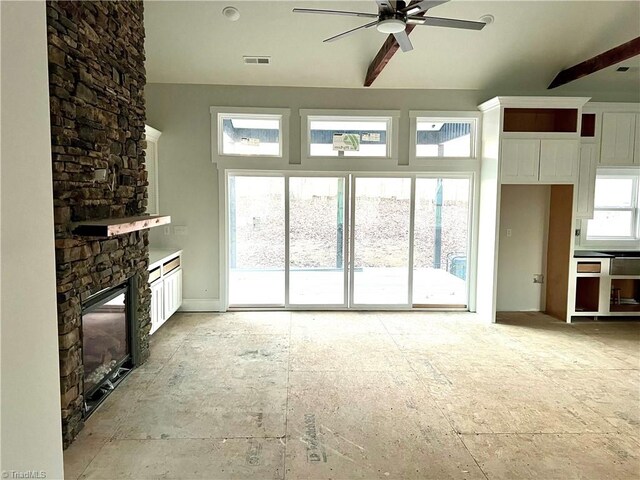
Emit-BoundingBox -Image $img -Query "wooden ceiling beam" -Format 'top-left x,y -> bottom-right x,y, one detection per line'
548,36 -> 640,89
364,2 -> 425,87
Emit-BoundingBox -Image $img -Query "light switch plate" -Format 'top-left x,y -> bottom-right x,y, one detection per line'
174,226 -> 188,236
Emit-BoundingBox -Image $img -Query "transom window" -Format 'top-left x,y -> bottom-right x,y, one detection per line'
211,107 -> 290,162
409,112 -> 478,162
308,116 -> 391,157
219,113 -> 282,156
416,118 -> 474,158
300,110 -> 399,160
586,169 -> 640,242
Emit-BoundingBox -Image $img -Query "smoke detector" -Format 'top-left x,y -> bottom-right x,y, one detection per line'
479,14 -> 494,25
222,6 -> 240,22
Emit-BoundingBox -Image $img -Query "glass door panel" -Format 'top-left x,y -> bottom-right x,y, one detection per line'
289,177 -> 347,305
228,175 -> 285,306
413,178 -> 470,307
352,177 -> 411,305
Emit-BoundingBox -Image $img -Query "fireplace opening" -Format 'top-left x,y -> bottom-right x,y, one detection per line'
81,276 -> 138,416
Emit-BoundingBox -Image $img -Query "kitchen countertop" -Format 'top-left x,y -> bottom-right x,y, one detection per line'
574,250 -> 614,258
574,250 -> 640,258
149,248 -> 182,270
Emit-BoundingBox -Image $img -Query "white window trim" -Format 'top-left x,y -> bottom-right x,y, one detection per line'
579,167 -> 640,249
409,111 -> 480,166
300,109 -> 400,164
210,106 -> 290,164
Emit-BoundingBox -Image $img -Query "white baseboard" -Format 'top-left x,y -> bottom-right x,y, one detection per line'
179,298 -> 223,312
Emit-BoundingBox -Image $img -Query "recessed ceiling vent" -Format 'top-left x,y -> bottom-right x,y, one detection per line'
243,56 -> 271,65
616,66 -> 630,72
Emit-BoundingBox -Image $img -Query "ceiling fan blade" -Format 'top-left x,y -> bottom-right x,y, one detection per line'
410,15 -> 486,30
292,8 -> 378,19
323,21 -> 378,43
402,0 -> 449,15
393,29 -> 414,52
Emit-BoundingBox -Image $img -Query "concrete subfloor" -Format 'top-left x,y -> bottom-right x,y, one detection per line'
64,311 -> 640,480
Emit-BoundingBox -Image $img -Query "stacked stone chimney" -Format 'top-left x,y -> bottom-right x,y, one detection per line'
46,0 -> 150,447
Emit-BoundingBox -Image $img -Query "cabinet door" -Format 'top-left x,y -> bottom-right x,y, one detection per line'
500,139 -> 540,184
163,268 -> 182,319
600,113 -> 636,165
174,268 -> 183,311
539,139 -> 579,183
149,280 -> 164,335
575,144 -> 598,219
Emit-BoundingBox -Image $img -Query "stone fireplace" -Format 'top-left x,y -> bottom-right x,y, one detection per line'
46,1 -> 150,447
81,277 -> 137,416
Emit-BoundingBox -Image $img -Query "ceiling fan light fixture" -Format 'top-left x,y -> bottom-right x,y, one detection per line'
377,18 -> 406,34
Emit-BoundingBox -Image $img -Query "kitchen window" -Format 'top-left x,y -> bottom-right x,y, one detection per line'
585,169 -> 640,244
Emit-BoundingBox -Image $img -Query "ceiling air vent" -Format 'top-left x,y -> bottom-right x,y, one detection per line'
243,56 -> 271,65
616,66 -> 630,72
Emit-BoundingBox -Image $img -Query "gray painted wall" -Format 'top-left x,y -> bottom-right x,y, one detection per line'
145,83 -> 633,307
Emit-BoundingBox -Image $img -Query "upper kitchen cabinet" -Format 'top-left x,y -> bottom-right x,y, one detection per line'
500,139 -> 540,183
539,139 -> 579,183
600,112 -> 637,165
501,138 -> 579,184
479,97 -> 589,186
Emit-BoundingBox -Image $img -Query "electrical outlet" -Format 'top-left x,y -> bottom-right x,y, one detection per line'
163,226 -> 171,235
533,274 -> 544,284
174,226 -> 188,236
506,229 -> 512,237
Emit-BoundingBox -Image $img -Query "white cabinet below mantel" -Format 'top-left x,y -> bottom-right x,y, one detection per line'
501,138 -> 578,184
149,249 -> 183,335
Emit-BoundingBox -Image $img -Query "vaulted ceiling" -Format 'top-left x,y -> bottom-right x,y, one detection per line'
144,1 -> 640,95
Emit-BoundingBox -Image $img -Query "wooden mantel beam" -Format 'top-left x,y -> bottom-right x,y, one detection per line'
548,36 -> 640,89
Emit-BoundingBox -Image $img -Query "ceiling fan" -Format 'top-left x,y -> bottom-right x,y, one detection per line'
293,0 -> 486,53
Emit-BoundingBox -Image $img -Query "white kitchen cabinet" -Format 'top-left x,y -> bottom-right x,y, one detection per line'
501,138 -> 578,184
539,139 -> 579,183
600,113 -> 636,165
149,279 -> 164,335
148,249 -> 183,335
163,268 -> 183,319
500,139 -> 540,183
575,143 -> 598,219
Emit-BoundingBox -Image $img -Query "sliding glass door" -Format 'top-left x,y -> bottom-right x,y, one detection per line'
227,173 -> 471,310
228,175 -> 285,306
289,176 -> 347,306
351,177 -> 412,306
413,178 -> 470,307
